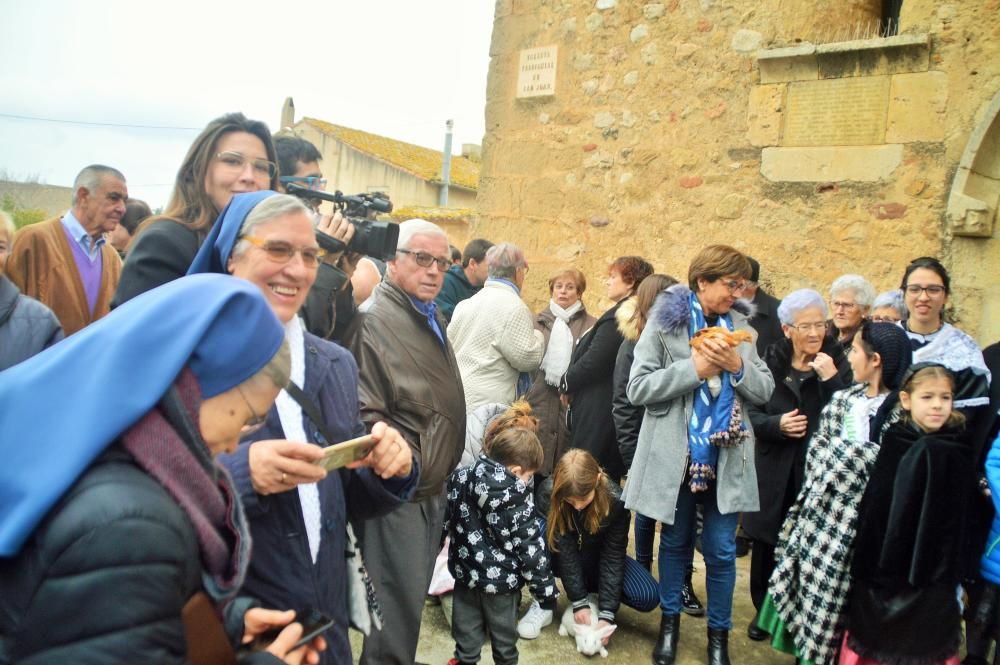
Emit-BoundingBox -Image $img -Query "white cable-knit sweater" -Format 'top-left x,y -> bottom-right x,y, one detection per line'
448,280 -> 544,409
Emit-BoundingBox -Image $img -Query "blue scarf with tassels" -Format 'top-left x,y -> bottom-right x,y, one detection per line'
686,292 -> 748,492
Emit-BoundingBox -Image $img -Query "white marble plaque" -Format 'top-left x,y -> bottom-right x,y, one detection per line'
517,46 -> 558,98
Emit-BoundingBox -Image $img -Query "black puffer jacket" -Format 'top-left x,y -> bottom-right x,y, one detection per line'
0,447 -> 281,665
536,476 -> 629,622
0,274 -> 63,371
742,335 -> 851,544
444,456 -> 558,601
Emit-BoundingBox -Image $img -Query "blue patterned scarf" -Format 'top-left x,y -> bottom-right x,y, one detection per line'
687,292 -> 748,492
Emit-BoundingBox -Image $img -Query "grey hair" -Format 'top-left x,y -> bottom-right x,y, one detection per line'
777,288 -> 828,325
485,242 -> 526,281
830,274 -> 875,308
72,164 -> 126,205
396,218 -> 447,251
252,338 -> 291,390
872,289 -> 908,319
232,194 -> 313,259
0,210 -> 14,240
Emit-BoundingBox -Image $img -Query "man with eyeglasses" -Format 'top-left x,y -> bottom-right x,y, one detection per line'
274,134 -> 361,341
342,219 -> 466,665
6,164 -> 126,336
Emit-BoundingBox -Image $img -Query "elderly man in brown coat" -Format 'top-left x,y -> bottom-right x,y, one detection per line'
343,218 -> 466,665
6,165 -> 125,335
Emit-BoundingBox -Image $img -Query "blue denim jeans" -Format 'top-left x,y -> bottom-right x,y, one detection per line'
657,482 -> 738,630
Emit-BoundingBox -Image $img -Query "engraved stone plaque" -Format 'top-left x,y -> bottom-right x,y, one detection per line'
782,76 -> 890,146
517,46 -> 558,98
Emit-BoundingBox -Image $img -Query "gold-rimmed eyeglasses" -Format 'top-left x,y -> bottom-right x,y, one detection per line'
241,236 -> 327,269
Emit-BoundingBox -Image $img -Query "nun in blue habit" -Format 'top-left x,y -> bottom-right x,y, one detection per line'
187,191 -> 418,665
0,274 -> 325,664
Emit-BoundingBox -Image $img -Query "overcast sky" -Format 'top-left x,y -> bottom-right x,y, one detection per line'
0,0 -> 495,208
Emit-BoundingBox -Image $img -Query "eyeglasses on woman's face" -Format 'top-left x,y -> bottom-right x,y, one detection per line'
397,249 -> 450,272
215,151 -> 277,179
721,279 -> 747,294
242,235 -> 327,269
789,321 -> 826,333
237,385 -> 268,436
904,284 -> 946,297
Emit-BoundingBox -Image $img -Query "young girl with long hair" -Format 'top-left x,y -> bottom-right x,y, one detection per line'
517,449 -> 659,643
843,363 -> 972,665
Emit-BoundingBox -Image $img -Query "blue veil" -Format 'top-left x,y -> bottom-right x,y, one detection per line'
187,190 -> 278,275
0,274 -> 285,556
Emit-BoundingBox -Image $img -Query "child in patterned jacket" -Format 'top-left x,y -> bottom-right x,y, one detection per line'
444,426 -> 559,665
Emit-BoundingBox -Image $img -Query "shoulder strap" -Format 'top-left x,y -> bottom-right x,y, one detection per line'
284,382 -> 338,445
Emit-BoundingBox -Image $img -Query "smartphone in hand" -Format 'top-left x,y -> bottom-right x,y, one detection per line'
314,435 -> 376,471
254,609 -> 335,651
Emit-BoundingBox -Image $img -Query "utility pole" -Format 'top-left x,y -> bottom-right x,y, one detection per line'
439,119 -> 454,207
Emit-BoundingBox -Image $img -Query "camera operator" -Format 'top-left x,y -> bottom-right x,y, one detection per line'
274,135 -> 360,341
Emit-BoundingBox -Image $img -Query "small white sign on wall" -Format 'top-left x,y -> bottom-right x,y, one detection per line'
517,46 -> 558,98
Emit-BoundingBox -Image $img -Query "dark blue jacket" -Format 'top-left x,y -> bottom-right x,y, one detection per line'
0,274 -> 63,371
219,332 -> 418,665
435,264 -> 478,322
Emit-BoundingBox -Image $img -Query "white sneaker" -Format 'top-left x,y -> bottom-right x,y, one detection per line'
517,599 -> 553,639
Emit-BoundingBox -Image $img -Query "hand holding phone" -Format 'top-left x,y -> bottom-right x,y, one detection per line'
314,435 -> 376,472
254,608 -> 335,651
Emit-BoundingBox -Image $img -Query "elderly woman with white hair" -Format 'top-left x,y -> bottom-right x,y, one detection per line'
827,274 -> 875,347
743,288 -> 852,642
870,289 -> 907,324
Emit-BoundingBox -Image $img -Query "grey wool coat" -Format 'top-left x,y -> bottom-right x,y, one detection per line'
623,284 -> 774,525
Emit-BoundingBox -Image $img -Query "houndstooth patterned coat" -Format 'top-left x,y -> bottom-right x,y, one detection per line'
768,383 -> 886,665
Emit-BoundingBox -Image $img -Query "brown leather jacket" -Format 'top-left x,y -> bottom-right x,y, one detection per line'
343,280 -> 466,499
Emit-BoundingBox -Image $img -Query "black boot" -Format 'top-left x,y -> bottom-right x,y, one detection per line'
681,566 -> 705,616
706,628 -> 731,665
651,613 -> 680,665
747,608 -> 768,641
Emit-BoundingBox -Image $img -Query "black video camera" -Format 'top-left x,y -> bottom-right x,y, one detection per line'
285,183 -> 399,260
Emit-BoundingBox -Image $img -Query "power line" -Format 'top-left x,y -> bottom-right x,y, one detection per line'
0,112 -> 201,131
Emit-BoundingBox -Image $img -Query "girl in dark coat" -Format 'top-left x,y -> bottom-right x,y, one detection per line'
532,449 -> 659,648
561,256 -> 653,482
843,363 -> 972,665
744,289 -> 852,638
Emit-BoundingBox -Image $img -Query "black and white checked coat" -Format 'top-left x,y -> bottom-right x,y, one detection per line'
767,384 -> 887,665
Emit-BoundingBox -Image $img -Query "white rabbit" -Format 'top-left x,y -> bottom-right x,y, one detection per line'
557,595 -> 617,658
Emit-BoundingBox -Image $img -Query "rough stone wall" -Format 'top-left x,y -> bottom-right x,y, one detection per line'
475,0 -> 999,342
